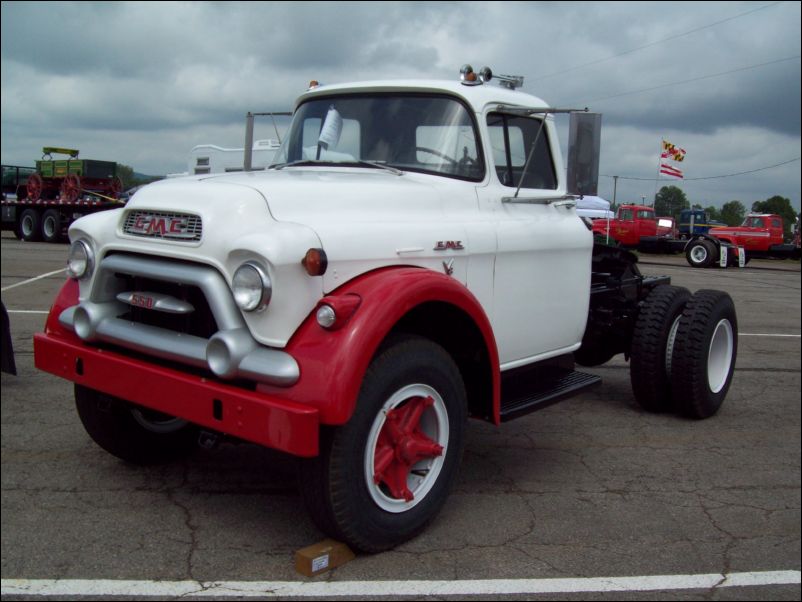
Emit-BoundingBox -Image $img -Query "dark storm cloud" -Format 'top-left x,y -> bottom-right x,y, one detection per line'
1,1 -> 799,208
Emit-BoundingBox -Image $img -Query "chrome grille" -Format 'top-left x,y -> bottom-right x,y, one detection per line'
122,210 -> 203,241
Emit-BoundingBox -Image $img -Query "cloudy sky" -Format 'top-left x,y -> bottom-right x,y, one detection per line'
2,1 -> 800,210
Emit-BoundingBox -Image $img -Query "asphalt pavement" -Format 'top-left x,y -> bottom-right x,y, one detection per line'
1,231 -> 799,600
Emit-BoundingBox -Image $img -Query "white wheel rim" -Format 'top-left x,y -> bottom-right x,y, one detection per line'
691,245 -> 707,263
364,384 -> 449,513
44,216 -> 55,238
708,319 -> 734,393
665,315 -> 682,376
22,216 -> 34,237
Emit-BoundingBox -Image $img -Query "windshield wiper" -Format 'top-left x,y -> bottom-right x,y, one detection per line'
270,159 -> 403,175
270,160 -> 318,170
352,160 -> 404,176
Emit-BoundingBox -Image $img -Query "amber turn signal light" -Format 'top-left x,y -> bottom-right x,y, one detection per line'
302,248 -> 328,276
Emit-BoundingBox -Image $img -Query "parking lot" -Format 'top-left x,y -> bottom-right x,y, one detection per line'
1,230 -> 800,600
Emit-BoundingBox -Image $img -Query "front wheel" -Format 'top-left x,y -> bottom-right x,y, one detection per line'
75,385 -> 198,464
298,335 -> 467,552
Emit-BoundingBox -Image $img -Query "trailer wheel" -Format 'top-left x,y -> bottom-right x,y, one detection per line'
686,239 -> 716,268
74,385 -> 198,465
26,173 -> 43,202
41,209 -> 62,243
60,174 -> 82,203
630,285 -> 691,412
670,290 -> 737,419
298,335 -> 467,553
17,208 -> 42,242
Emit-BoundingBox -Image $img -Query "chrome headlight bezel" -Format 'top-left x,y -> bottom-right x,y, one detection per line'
232,261 -> 272,312
67,239 -> 95,280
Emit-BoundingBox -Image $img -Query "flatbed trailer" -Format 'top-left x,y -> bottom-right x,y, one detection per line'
1,193 -> 125,243
1,150 -> 125,243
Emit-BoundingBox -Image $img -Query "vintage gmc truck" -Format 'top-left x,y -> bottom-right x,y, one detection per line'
34,66 -> 738,552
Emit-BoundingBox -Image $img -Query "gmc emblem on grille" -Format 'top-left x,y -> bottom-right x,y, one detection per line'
131,215 -> 190,237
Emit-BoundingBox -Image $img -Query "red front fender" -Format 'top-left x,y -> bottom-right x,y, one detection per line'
258,267 -> 501,425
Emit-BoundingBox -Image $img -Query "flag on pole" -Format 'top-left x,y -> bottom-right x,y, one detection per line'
660,163 -> 684,178
659,139 -> 686,178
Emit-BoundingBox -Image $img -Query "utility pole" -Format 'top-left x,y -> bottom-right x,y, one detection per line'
612,175 -> 618,206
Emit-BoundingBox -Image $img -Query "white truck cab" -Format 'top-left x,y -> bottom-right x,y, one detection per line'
35,66 -> 737,553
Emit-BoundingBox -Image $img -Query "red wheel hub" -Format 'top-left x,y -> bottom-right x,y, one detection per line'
373,395 -> 444,501
27,173 -> 43,201
60,174 -> 81,203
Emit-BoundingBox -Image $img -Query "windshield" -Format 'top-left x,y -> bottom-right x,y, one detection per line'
741,216 -> 765,228
272,94 -> 484,181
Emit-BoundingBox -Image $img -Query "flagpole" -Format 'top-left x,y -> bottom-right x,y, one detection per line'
653,138 -> 664,208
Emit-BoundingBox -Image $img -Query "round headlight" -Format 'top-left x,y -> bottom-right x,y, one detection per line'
67,239 -> 94,280
232,262 -> 271,312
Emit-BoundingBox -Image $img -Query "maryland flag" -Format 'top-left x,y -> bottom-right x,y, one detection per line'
660,139 -> 686,178
661,139 -> 686,162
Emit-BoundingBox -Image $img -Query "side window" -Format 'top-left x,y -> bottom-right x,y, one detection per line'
771,218 -> 782,228
637,210 -> 655,220
486,112 -> 557,189
620,209 -> 634,220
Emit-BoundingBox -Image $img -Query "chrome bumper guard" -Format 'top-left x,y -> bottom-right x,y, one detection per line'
58,254 -> 299,387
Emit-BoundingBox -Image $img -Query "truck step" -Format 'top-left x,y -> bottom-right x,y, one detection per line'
500,366 -> 601,422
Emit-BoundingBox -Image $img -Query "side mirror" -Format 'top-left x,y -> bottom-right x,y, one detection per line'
566,112 -> 601,197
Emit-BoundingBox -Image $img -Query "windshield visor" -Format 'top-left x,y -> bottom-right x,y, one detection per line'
273,94 -> 484,181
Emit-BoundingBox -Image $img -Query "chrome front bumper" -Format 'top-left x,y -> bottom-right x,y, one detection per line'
58,253 -> 299,387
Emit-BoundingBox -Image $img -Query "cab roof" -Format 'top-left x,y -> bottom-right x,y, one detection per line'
295,79 -> 552,114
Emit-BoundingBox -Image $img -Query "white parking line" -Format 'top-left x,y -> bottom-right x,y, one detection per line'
2,571 -> 799,598
1,268 -> 66,292
6,310 -> 49,315
740,333 -> 801,338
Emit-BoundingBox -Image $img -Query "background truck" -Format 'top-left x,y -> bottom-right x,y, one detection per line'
677,208 -> 726,238
591,204 -> 658,247
1,148 -> 125,243
33,66 -> 738,553
684,213 -> 801,267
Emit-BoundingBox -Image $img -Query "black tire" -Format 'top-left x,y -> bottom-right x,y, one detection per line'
17,208 -> 41,242
670,290 -> 738,419
74,385 -> 198,465
298,335 -> 467,553
686,239 -> 716,268
41,209 -> 62,243
630,285 -> 691,412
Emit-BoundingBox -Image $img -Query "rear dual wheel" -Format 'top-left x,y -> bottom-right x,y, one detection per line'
630,287 -> 737,419
630,285 -> 691,412
670,290 -> 737,419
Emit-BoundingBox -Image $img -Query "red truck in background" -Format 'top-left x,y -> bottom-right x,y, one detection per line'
591,205 -> 800,267
591,204 -> 658,247
685,213 -> 801,267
